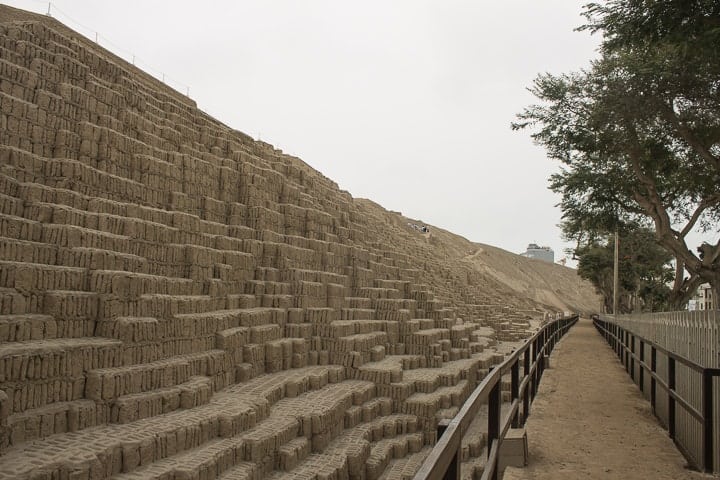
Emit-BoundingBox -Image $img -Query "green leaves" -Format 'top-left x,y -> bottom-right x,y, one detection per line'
515,0 -> 720,308
577,228 -> 673,313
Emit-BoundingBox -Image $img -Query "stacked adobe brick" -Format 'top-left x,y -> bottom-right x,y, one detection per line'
0,6 -> 543,480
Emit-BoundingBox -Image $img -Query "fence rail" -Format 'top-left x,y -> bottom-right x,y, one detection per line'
593,312 -> 720,473
413,314 -> 579,480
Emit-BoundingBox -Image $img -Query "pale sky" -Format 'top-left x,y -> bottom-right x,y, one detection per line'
7,0 -> 604,263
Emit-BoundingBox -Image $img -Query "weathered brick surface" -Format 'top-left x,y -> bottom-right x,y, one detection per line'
0,5 -> 569,479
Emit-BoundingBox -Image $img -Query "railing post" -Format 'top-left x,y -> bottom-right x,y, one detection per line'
630,333 -> 635,382
541,328 -> 547,370
436,420 -> 459,480
511,359 -> 520,428
650,346 -> 657,414
523,348 -> 530,424
536,334 -> 543,387
668,356 -> 676,439
638,340 -> 644,393
530,338 -> 537,401
437,419 -> 449,438
615,324 -> 619,353
488,377 -> 501,480
625,331 -> 630,374
702,370 -> 714,472
621,328 -> 626,364
613,324 -> 617,354
623,330 -> 629,369
606,321 -> 611,347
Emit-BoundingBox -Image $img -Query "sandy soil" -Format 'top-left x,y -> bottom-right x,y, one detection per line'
504,319 -> 714,480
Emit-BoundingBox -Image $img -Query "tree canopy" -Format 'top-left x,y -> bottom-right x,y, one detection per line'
513,0 -> 720,307
577,226 -> 673,313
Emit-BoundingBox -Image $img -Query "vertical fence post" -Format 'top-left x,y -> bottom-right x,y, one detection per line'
523,348 -> 530,424
630,333 -> 635,382
668,356 -> 676,439
536,334 -> 543,388
650,346 -> 657,414
615,324 -> 619,354
437,419 -> 448,439
623,329 -> 627,366
639,340 -> 644,393
606,320 -> 610,344
614,324 -> 619,356
530,339 -> 537,401
488,376 -> 501,480
541,329 -> 546,373
511,359 -> 520,427
702,370 -> 714,472
556,319 -> 561,348
436,420 -> 459,480
624,330 -> 630,371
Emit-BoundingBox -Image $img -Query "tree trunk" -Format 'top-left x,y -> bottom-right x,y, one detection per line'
673,257 -> 684,293
709,275 -> 720,310
668,274 -> 703,310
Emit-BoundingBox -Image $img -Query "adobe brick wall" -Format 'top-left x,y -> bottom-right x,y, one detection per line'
0,6 -> 599,479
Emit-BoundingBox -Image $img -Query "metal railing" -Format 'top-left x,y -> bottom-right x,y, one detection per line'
593,314 -> 720,473
413,314 -> 579,480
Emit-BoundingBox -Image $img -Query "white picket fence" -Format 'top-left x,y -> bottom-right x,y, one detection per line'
602,310 -> 719,472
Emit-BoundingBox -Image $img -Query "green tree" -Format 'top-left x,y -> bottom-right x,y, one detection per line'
577,227 -> 673,313
513,0 -> 720,307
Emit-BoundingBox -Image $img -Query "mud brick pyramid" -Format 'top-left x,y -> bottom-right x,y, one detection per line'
0,6 -> 599,480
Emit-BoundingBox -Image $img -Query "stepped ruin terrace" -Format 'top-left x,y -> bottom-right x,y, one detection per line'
0,6 -> 600,480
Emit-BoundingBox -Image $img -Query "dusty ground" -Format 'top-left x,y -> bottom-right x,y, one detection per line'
504,319 -> 714,480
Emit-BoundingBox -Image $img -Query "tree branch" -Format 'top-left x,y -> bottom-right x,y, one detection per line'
659,102 -> 720,173
679,193 -> 720,237
623,123 -> 703,273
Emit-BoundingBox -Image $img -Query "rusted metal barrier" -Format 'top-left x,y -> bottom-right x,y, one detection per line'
413,314 -> 579,480
593,315 -> 720,473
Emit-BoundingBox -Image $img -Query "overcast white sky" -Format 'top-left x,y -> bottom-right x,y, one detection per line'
9,0 -> 605,263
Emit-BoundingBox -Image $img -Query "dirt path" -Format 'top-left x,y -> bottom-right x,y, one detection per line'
504,318 -> 713,480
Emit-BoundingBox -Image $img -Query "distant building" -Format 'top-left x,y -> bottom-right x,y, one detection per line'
521,243 -> 554,263
691,283 -> 714,311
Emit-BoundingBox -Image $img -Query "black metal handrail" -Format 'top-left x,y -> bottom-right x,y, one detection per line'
593,316 -> 719,473
413,314 -> 579,480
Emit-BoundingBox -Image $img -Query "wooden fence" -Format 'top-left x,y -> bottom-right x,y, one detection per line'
596,311 -> 719,473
